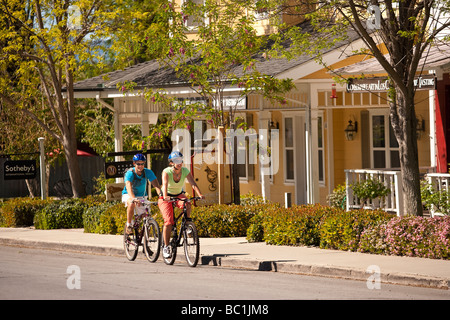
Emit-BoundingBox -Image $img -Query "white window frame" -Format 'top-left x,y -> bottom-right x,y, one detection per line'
284,116 -> 295,184
369,109 -> 400,169
317,113 -> 325,185
181,0 -> 208,31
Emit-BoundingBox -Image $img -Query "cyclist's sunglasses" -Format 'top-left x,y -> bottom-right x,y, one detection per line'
171,158 -> 183,164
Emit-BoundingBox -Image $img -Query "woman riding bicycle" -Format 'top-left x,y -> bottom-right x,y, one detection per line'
122,153 -> 162,235
158,151 -> 204,258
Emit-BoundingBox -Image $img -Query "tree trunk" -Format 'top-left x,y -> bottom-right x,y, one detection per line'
230,122 -> 241,205
391,90 -> 423,216
63,66 -> 85,198
63,136 -> 85,198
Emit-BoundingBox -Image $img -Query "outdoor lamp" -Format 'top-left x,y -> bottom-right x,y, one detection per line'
345,120 -> 358,141
416,117 -> 425,140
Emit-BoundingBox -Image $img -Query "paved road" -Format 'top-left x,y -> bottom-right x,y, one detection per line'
1,246 -> 449,302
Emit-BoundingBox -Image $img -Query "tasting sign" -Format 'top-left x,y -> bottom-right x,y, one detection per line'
347,75 -> 436,93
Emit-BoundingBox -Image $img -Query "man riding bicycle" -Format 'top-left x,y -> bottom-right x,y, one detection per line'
158,151 -> 204,258
122,153 -> 162,235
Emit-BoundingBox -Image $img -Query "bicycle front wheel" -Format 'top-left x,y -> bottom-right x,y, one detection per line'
183,221 -> 200,267
143,218 -> 161,263
123,224 -> 138,261
163,227 -> 177,265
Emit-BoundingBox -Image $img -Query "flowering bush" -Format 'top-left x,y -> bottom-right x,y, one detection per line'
359,216 -> 450,259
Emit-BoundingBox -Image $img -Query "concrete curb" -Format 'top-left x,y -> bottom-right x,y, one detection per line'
200,254 -> 449,290
0,238 -> 124,257
1,237 -> 448,290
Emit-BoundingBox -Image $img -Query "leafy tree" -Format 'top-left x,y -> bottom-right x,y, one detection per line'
0,0 -> 161,197
139,0 -> 293,204
264,0 -> 450,215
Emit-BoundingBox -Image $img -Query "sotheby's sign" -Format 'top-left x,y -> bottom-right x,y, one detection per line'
347,75 -> 436,93
3,160 -> 37,180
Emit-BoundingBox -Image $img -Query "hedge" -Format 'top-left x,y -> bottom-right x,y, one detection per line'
32,196 -> 105,229
319,209 -> 392,251
0,197 -> 51,227
1,194 -> 449,259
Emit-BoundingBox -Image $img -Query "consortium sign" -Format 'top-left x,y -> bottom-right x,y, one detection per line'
346,75 -> 436,93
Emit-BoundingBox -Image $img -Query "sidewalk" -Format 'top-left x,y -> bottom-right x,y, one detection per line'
0,227 -> 449,290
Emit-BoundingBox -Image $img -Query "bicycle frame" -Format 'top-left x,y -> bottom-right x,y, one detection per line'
124,199 -> 160,262
169,198 -> 191,248
162,196 -> 201,267
130,202 -> 153,245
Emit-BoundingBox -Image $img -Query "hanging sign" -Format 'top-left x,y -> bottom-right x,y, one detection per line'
3,160 -> 37,180
104,161 -> 134,179
347,75 -> 436,93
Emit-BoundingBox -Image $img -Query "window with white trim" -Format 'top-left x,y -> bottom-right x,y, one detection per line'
370,110 -> 400,169
284,117 -> 294,182
317,114 -> 325,184
182,0 -> 206,30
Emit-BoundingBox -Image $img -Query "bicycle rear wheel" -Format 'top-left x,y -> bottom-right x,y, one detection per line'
123,224 -> 138,261
143,218 -> 161,263
183,221 -> 200,267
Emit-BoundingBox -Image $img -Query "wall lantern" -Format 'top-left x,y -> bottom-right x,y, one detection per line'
344,120 -> 358,141
269,120 -> 279,131
416,117 -> 425,140
330,83 -> 338,99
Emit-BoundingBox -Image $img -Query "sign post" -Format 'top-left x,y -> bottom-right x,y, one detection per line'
38,137 -> 47,200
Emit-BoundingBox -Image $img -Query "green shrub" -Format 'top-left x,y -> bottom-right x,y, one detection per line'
240,191 -> 267,206
246,212 -> 266,242
96,202 -> 127,235
327,184 -> 347,209
261,204 -> 340,246
319,209 -> 393,251
0,197 -> 51,227
34,198 -> 87,229
421,180 -> 450,216
83,201 -> 119,233
192,203 -> 262,237
351,178 -> 390,209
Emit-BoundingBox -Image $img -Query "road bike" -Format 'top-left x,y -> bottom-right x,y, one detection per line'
123,198 -> 161,262
163,197 -> 201,267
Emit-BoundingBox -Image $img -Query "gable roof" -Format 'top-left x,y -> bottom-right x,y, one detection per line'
72,22 -> 361,94
336,42 -> 450,75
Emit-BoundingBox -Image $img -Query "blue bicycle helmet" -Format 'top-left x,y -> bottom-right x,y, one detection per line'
132,153 -> 146,162
168,151 -> 183,163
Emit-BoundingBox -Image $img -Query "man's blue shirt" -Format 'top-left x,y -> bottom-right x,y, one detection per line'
122,168 -> 157,197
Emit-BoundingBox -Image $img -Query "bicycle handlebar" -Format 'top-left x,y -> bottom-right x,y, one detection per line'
168,196 -> 203,203
133,198 -> 158,206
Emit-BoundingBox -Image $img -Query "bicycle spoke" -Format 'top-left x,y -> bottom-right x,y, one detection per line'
123,225 -> 138,261
143,219 -> 160,263
183,221 -> 199,267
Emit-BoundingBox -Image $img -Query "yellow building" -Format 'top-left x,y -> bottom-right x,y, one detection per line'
72,3 -> 450,212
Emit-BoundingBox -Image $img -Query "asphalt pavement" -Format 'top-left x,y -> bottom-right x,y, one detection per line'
0,227 -> 449,290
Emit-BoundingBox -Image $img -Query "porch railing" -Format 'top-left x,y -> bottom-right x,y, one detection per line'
345,169 -> 404,216
424,173 -> 450,217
